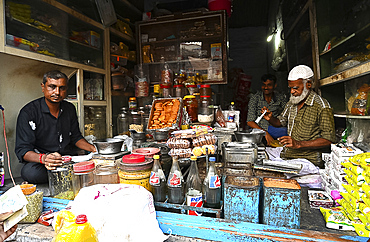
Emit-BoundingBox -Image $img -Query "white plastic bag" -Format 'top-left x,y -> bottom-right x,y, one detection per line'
67,184 -> 167,242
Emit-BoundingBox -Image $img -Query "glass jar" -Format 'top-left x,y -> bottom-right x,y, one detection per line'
129,97 -> 137,111
174,84 -> 185,98
198,96 -> 214,123
48,163 -> 74,200
183,95 -> 198,122
95,163 -> 119,184
130,111 -> 144,133
72,161 -> 95,198
187,84 -> 198,95
117,107 -> 130,135
199,84 -> 212,97
161,84 -> 172,98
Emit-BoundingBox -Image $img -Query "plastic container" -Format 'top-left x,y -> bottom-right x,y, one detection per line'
262,177 -> 301,229
198,95 -> 213,123
94,163 -> 119,184
199,84 -> 212,96
72,161 -> 95,197
183,95 -> 198,122
48,163 -> 74,200
224,176 -> 260,223
174,84 -> 186,98
161,84 -> 172,98
118,154 -> 153,190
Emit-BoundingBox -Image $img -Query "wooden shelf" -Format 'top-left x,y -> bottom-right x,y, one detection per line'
109,27 -> 135,45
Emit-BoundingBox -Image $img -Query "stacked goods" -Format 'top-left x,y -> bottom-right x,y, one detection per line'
335,152 -> 370,237
167,129 -> 217,158
320,144 -> 363,195
148,98 -> 181,130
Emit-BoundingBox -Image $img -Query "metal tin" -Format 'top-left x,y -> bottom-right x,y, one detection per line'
223,167 -> 253,177
262,177 -> 301,229
224,176 -> 260,223
222,142 -> 257,164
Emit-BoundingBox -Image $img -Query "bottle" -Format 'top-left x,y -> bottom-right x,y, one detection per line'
228,102 -> 235,122
203,157 -> 221,208
135,64 -> 149,97
167,156 -> 184,204
149,155 -> 167,202
161,57 -> 173,86
117,107 -> 129,135
128,97 -> 137,111
186,156 -> 203,216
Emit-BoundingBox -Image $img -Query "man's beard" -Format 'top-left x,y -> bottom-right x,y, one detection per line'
290,86 -> 310,105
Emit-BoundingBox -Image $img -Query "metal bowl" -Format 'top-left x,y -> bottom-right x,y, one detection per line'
93,138 -> 124,154
234,129 -> 265,144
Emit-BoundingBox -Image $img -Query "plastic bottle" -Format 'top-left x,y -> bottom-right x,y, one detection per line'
167,156 -> 184,204
203,157 -> 221,208
135,64 -> 149,97
149,155 -> 167,202
186,156 -> 203,216
129,97 -> 137,111
228,102 -> 236,122
117,107 -> 129,135
161,57 -> 173,86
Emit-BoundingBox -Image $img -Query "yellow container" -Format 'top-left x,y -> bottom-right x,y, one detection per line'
118,169 -> 151,190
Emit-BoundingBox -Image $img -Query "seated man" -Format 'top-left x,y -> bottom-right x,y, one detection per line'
263,65 -> 335,168
247,74 -> 287,145
15,70 -> 96,184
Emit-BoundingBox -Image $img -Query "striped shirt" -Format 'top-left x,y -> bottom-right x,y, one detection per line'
277,91 -> 335,167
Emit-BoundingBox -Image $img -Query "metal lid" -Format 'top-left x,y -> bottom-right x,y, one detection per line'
119,154 -> 152,171
73,161 -> 95,172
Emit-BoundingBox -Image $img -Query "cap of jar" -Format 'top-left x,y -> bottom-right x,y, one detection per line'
173,84 -> 184,88
129,97 -> 136,101
183,95 -> 196,99
160,84 -> 171,88
153,155 -> 160,159
121,154 -> 146,164
73,161 -> 95,172
200,95 -> 211,98
187,84 -> 197,88
190,156 -> 197,161
75,214 -> 88,224
200,84 -> 211,88
209,157 -> 216,162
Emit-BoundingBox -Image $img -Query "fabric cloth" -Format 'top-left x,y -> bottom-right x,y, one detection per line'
268,126 -> 288,139
15,97 -> 83,182
277,91 -> 336,167
247,91 -> 287,130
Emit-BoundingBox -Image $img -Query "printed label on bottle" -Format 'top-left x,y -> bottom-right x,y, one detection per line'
149,171 -> 159,185
209,175 -> 221,189
168,173 -> 182,187
187,194 -> 203,216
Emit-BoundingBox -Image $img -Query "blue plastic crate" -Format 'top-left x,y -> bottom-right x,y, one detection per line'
223,175 -> 260,223
262,177 -> 301,229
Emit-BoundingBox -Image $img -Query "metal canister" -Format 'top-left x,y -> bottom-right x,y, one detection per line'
118,154 -> 153,190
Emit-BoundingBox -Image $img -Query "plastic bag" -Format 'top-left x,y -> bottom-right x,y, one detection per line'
320,207 -> 354,231
215,106 -> 226,127
53,210 -> 98,242
351,84 -> 370,115
19,191 -> 43,223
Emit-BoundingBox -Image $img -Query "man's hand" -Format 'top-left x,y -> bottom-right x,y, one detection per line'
265,133 -> 275,146
0,223 -> 17,242
261,107 -> 272,121
278,136 -> 301,149
0,212 -> 13,222
43,152 -> 63,170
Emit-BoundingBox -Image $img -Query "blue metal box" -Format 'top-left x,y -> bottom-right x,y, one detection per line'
224,175 -> 260,223
262,177 -> 301,229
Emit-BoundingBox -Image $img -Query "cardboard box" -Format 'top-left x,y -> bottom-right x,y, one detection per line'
308,190 -> 334,209
82,31 -> 101,49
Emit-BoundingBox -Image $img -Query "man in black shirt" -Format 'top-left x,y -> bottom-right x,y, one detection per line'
15,70 -> 96,183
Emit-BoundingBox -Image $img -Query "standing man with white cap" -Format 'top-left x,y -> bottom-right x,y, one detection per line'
262,65 -> 335,168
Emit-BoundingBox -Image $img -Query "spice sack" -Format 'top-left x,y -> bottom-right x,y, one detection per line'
65,184 -> 167,242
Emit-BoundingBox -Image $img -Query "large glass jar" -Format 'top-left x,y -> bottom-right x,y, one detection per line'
161,84 -> 172,98
183,95 -> 198,122
198,96 -> 214,123
95,163 -> 119,184
187,84 -> 198,95
174,84 -> 186,98
48,163 -> 74,200
72,161 -> 95,198
117,107 -> 130,135
199,84 -> 212,97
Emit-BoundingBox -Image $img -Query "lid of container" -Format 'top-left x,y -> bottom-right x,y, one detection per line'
187,85 -> 197,88
173,84 -> 184,88
153,154 -> 160,159
73,161 -> 95,172
111,72 -> 124,77
200,95 -> 211,98
183,95 -> 196,99
132,148 -> 160,156
121,154 -> 146,164
160,84 -> 171,88
75,214 -> 87,224
129,97 -> 136,101
200,84 -> 211,88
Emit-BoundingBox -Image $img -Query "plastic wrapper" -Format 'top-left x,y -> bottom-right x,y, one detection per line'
192,145 -> 216,157
169,148 -> 192,158
20,191 -> 43,223
352,222 -> 370,237
215,106 -> 226,127
166,137 -> 191,149
38,210 -> 57,226
340,192 -> 361,210
320,207 -> 354,231
350,84 -> 370,115
192,133 -> 217,147
342,184 -> 365,202
337,198 -> 361,220
53,210 -> 98,242
344,169 -> 365,186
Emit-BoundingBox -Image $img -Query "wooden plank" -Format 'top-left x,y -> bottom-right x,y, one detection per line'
320,61 -> 370,87
156,211 -> 368,242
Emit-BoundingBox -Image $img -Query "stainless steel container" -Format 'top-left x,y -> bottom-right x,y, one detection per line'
93,138 -> 124,154
222,142 -> 258,165
234,129 -> 265,144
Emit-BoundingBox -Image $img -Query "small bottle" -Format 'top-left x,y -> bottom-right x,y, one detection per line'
203,157 -> 221,208
186,156 -> 203,216
228,102 -> 236,122
128,97 -> 137,111
135,64 -> 149,97
161,57 -> 173,86
167,156 -> 184,204
149,155 -> 167,202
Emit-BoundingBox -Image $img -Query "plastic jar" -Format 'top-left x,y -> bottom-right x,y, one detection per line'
160,84 -> 172,98
72,161 -> 95,198
48,163 -> 74,200
118,154 -> 153,190
199,84 -> 212,96
198,95 -> 214,123
128,97 -> 137,110
94,163 -> 119,184
183,95 -> 198,122
174,84 -> 185,98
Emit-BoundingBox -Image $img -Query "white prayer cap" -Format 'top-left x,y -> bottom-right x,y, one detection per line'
288,65 -> 314,81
